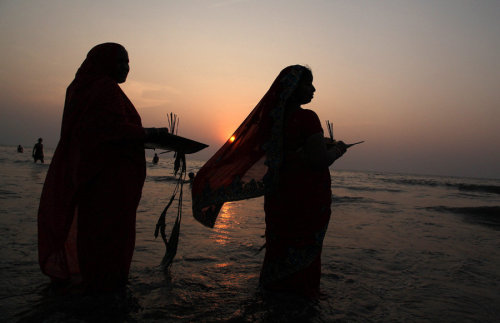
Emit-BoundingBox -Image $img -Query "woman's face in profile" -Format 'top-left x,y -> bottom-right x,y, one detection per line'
295,74 -> 316,105
112,49 -> 130,83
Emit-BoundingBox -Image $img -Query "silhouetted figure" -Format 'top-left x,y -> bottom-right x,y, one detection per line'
188,172 -> 195,186
32,138 -> 44,163
192,65 -> 347,299
38,43 -> 147,293
152,153 -> 159,164
17,145 -> 24,153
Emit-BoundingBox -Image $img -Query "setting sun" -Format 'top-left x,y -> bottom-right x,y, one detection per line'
229,135 -> 236,143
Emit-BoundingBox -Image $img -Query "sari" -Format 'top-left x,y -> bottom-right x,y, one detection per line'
260,107 -> 331,298
38,43 -> 146,292
192,65 -> 331,297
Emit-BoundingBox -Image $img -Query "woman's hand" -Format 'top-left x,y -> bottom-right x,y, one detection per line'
303,133 -> 346,169
326,140 -> 347,156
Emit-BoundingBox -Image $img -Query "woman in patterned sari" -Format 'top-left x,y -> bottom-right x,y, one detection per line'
192,65 -> 347,298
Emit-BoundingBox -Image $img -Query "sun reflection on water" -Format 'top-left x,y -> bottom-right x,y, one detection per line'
215,262 -> 230,268
211,202 -> 238,245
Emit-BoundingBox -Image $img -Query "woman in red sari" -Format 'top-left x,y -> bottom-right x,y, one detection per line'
192,65 -> 346,298
38,43 -> 146,292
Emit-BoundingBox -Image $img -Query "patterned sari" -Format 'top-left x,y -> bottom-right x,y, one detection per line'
192,65 -> 331,297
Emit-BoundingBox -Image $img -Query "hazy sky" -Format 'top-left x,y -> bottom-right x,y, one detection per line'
1,0 -> 499,179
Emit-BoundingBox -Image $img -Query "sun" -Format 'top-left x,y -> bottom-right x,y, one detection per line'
229,135 -> 236,143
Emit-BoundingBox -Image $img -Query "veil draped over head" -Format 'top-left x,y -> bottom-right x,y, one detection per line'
192,65 -> 309,227
60,43 -> 131,141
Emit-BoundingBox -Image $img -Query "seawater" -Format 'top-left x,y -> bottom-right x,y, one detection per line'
0,145 -> 499,322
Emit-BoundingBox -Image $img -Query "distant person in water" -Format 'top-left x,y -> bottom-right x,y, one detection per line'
38,43 -> 150,293
32,138 -> 44,163
188,172 -> 195,186
17,145 -> 24,153
192,65 -> 347,299
152,153 -> 159,164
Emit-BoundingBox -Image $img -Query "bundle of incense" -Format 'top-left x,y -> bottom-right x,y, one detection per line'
168,112 -> 179,135
325,120 -> 364,148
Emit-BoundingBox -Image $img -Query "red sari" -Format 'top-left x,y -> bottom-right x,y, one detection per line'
192,65 -> 331,298
38,43 -> 146,292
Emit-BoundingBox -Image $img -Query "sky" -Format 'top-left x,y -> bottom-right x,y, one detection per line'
1,0 -> 499,179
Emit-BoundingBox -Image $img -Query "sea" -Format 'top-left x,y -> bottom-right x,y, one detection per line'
0,144 -> 499,322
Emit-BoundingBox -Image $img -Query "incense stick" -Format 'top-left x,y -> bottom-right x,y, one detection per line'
346,141 -> 365,148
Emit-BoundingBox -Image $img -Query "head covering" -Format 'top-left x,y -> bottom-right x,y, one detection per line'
61,42 -> 127,139
76,42 -> 126,78
192,65 -> 309,227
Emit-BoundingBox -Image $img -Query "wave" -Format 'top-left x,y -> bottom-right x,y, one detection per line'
334,185 -> 402,193
147,175 -> 183,183
377,177 -> 500,195
448,183 -> 500,195
330,195 -> 394,207
332,195 -> 371,204
379,177 -> 440,187
428,205 -> 499,215
0,189 -> 20,199
426,206 -> 500,228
